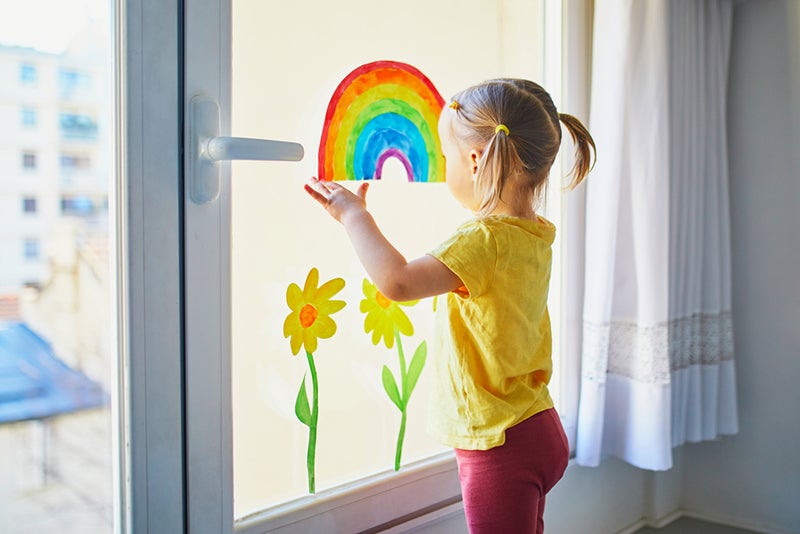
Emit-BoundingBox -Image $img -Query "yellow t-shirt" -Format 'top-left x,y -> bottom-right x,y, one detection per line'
428,214 -> 556,450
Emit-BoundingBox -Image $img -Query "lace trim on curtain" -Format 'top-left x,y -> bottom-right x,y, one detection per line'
582,321 -> 670,384
583,311 -> 734,384
669,311 -> 734,370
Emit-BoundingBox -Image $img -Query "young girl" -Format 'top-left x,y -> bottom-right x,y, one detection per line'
305,78 -> 595,533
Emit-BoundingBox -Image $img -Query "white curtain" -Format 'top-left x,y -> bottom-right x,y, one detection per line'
576,0 -> 739,470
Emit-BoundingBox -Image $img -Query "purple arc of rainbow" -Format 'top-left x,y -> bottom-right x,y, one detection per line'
375,148 -> 414,181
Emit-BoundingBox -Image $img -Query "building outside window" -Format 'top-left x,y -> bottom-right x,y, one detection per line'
0,6 -> 113,534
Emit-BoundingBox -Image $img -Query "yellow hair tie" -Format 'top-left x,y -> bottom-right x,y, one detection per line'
449,100 -> 460,110
495,124 -> 510,136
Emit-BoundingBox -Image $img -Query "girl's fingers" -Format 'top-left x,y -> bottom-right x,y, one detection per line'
356,182 -> 369,200
305,177 -> 368,215
304,180 -> 329,205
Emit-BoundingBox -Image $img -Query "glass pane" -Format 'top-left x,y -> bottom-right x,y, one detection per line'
0,1 -> 116,531
232,0 -> 545,519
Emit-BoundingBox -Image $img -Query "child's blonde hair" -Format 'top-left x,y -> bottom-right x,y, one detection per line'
448,78 -> 596,217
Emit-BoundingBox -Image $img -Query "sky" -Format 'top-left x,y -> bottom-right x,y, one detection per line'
0,0 -> 108,53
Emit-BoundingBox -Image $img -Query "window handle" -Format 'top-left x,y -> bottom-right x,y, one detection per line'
189,95 -> 304,204
205,135 -> 303,163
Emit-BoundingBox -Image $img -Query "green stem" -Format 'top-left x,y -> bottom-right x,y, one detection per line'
394,410 -> 406,471
395,330 -> 407,388
306,350 -> 319,494
394,408 -> 407,471
394,329 -> 407,471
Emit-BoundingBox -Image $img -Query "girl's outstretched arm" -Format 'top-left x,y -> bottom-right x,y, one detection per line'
304,177 -> 462,302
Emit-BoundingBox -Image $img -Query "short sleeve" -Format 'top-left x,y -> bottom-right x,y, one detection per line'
429,220 -> 496,298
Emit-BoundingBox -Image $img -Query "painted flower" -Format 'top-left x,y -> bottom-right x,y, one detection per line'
283,268 -> 345,355
360,278 -> 418,348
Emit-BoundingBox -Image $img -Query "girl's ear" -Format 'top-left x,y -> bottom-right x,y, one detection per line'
469,149 -> 481,180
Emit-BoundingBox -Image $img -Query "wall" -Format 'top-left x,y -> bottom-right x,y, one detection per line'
682,1 -> 800,532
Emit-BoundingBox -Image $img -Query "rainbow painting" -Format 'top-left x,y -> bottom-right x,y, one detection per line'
318,61 -> 445,183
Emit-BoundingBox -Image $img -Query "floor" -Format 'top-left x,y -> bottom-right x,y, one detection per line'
634,517 -> 762,534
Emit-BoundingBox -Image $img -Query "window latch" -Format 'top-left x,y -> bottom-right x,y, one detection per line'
189,95 -> 304,204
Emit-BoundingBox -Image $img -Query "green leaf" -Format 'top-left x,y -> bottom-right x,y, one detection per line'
405,341 -> 427,400
382,365 -> 403,411
295,376 -> 312,426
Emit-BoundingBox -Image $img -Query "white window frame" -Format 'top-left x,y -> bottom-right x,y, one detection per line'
557,0 -> 594,451
116,0 -> 185,530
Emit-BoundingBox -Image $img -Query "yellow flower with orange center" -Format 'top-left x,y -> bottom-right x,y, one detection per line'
360,278 -> 418,348
283,268 -> 345,355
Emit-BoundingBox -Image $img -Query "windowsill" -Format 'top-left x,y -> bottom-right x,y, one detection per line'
234,419 -> 578,533
235,451 -> 461,534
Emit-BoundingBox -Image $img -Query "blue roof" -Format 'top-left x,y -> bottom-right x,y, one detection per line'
0,321 -> 107,424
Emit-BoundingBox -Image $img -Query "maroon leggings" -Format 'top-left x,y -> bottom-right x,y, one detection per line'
454,408 -> 569,534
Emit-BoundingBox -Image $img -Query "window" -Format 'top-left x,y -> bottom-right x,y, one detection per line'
21,107 -> 37,127
22,197 -> 37,214
60,152 -> 91,170
61,196 -> 96,216
59,69 -> 91,98
22,151 -> 37,170
219,0 -> 556,526
135,0 -> 581,529
23,239 -> 40,260
59,113 -> 98,139
20,63 -> 37,84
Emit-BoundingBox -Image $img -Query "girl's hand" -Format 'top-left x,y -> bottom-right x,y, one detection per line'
304,177 -> 463,301
304,177 -> 370,224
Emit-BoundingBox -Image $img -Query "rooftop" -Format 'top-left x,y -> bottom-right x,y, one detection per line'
0,321 -> 106,424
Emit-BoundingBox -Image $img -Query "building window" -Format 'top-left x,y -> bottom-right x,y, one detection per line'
59,69 -> 91,98
20,64 -> 37,84
21,107 -> 38,127
22,152 -> 37,170
23,239 -> 40,260
60,152 -> 91,170
59,113 -> 98,139
22,197 -> 37,214
61,196 -> 95,216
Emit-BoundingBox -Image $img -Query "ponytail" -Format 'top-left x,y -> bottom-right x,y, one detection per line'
474,125 -> 516,218
558,113 -> 596,190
